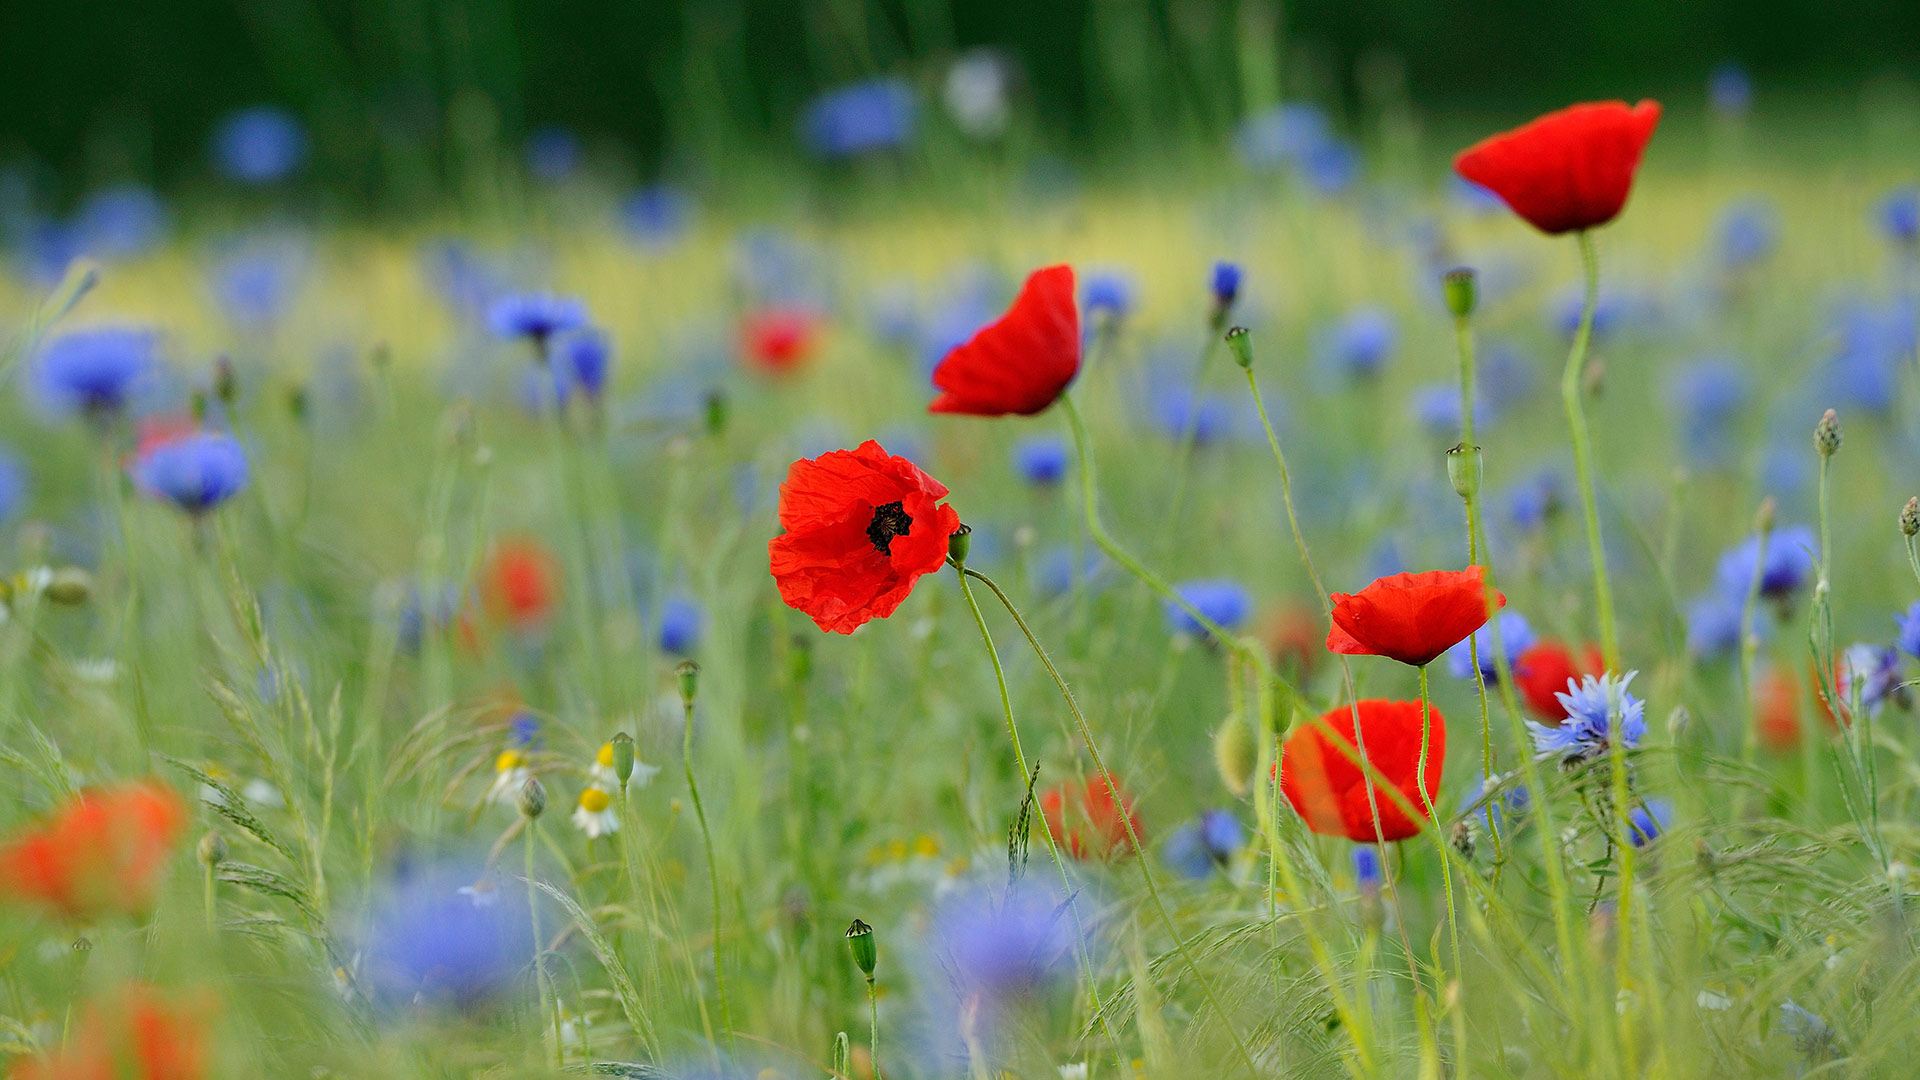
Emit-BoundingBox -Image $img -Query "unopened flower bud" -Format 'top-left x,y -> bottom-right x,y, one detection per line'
517,776 -> 547,819
197,831 -> 228,867
608,731 -> 636,786
1442,268 -> 1477,319
1900,497 -> 1918,538
43,568 -> 92,605
845,918 -> 877,979
1224,326 -> 1253,370
1815,409 -> 1841,458
1212,714 -> 1255,798
676,660 -> 700,708
1446,443 -> 1482,499
947,523 -> 972,566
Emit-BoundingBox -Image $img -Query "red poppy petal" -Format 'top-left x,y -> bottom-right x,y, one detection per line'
930,264 -> 1081,416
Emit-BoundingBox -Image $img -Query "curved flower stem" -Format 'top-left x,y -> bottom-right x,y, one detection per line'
1564,230 -> 1621,672
962,566 -> 1263,1079
1451,312 -> 1505,864
1415,665 -> 1462,977
527,817 -> 564,1069
681,697 -> 734,1048
950,563 -> 1129,1077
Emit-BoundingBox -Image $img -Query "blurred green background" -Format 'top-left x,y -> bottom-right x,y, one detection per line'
5,0 -> 1919,206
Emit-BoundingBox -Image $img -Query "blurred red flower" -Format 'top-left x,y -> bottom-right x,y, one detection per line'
1266,606 -> 1322,680
1280,700 -> 1444,843
929,264 -> 1080,416
1326,567 -> 1504,667
13,984 -> 208,1080
741,308 -> 820,374
1040,775 -> 1144,860
1513,640 -> 1604,722
483,539 -> 560,627
1756,667 -> 1805,752
0,781 -> 188,920
768,441 -> 961,634
1454,100 -> 1662,235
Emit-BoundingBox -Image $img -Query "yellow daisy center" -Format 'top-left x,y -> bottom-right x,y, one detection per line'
596,742 -> 615,767
495,750 -> 523,772
578,787 -> 611,813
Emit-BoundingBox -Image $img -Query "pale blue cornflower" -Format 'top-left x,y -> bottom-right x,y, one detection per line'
1445,611 -> 1535,684
1894,601 -> 1920,660
1528,671 -> 1646,762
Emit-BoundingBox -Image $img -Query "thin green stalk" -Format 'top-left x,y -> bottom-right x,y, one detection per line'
681,698 -> 734,1046
1415,665 -> 1462,977
1733,520 -> 1771,818
1451,310 -> 1505,862
527,816 -> 563,1070
1563,231 -> 1621,671
865,979 -> 883,1080
963,567 -> 1263,1079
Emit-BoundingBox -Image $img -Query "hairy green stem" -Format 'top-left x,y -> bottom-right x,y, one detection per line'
1563,231 -> 1621,671
681,698 -> 734,1046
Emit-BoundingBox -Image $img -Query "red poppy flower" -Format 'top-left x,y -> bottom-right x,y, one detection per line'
1513,640 -> 1604,721
1266,606 -> 1322,680
1040,775 -> 1144,860
768,441 -> 961,634
482,539 -> 560,627
1453,100 -> 1662,235
1280,700 -> 1444,843
1756,667 -> 1805,752
0,782 -> 188,920
741,308 -> 820,374
929,264 -> 1080,416
14,983 -> 208,1080
1326,567 -> 1505,667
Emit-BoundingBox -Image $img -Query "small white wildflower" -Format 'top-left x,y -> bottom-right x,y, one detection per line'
1697,989 -> 1732,1011
571,786 -> 619,839
1058,1065 -> 1089,1080
485,750 -> 532,805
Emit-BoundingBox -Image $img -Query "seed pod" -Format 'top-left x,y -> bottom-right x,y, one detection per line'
846,918 -> 877,979
1442,267 -> 1477,319
948,523 -> 972,566
676,660 -> 700,708
608,732 -> 636,786
1224,326 -> 1253,369
1447,443 -> 1482,500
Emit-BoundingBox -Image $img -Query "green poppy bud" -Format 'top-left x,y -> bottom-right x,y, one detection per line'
948,523 -> 972,566
846,918 -> 877,978
1442,267 -> 1477,319
677,660 -> 700,708
609,731 -> 636,786
1224,326 -> 1253,369
1446,443 -> 1482,500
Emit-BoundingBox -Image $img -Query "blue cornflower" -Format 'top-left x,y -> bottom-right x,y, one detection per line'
1321,308 -> 1396,380
1445,612 -> 1536,683
31,326 -> 155,416
1552,287 -> 1629,340
75,185 -> 168,258
525,127 -> 581,182
620,185 -> 693,249
1895,601 -> 1920,659
1715,198 -> 1777,268
0,450 -> 24,522
558,328 -> 612,402
1351,846 -> 1381,892
1777,1001 -> 1836,1060
1708,63 -> 1753,117
1012,434 -> 1069,487
131,432 -> 250,515
211,106 -> 306,184
1475,340 -> 1536,412
1713,525 -> 1815,601
360,853 -> 534,1010
487,293 -> 588,346
1825,297 -> 1917,414
800,78 -> 916,159
1685,592 -> 1746,659
1671,359 -> 1748,467
1035,545 -> 1102,598
1878,187 -> 1919,246
1235,104 -> 1330,172
1836,643 -> 1902,716
506,711 -> 541,748
926,878 -> 1076,1001
1210,261 -> 1243,311
1163,810 -> 1244,880
1627,799 -> 1672,847
1165,580 -> 1252,639
1505,469 -> 1563,533
658,594 -> 703,656
210,242 -> 304,329
1081,271 -> 1137,321
1528,671 -> 1646,762
1411,382 -> 1488,440
1297,137 -> 1360,196
1459,774 -> 1531,833
1150,384 -> 1240,447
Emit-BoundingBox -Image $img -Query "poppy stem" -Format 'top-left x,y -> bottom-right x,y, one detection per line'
1415,664 -> 1462,980
1449,307 -> 1506,865
948,558 -> 1134,1079
962,565 -> 1266,1080
866,978 -> 883,1080
680,694 -> 734,1051
1563,230 -> 1621,672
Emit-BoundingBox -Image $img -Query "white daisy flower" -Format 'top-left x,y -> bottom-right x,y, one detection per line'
486,749 -> 532,805
571,785 -> 619,838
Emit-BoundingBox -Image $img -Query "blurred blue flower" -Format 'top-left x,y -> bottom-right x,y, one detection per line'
1459,775 -> 1530,833
800,78 -> 916,159
1321,308 -> 1396,380
1149,382 -> 1241,447
488,293 -> 588,344
1685,592 -> 1745,659
1837,642 -> 1902,715
620,185 -> 693,249
212,106 -> 306,184
1476,341 -> 1536,412
1445,611 -> 1535,683
1235,104 -> 1330,173
1035,544 -> 1102,598
210,241 -> 305,329
1297,137 -> 1360,196
0,449 -> 25,523
1552,287 -> 1630,340
1713,524 -> 1815,601
1627,798 -> 1672,847
1163,810 -> 1243,880
131,431 -> 250,514
926,878 -> 1076,1001
1671,358 -> 1748,467
507,711 -> 541,748
1210,261 -> 1242,310
1351,846 -> 1381,891
1081,271 -> 1137,321
1165,579 -> 1252,639
1824,297 -> 1916,414
1411,382 -> 1488,440
1895,601 -> 1920,659
1450,176 -> 1507,216
1505,469 -> 1563,533
31,326 -> 155,416
396,583 -> 461,655
1877,187 -> 1919,246
1777,1001 -> 1835,1059
360,853 -> 534,1010
1708,63 -> 1753,117
1012,434 -> 1069,487
525,127 -> 581,182
1527,671 -> 1645,761
1715,198 -> 1777,268
18,219 -> 84,287
75,185 -> 168,258
659,593 -> 703,656
420,239 -> 511,318
558,328 -> 612,402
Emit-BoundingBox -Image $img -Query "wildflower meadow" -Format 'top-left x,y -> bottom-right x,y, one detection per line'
4,21 -> 1920,1080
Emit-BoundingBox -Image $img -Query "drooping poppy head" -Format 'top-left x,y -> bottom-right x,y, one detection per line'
1280,701 -> 1445,843
1453,100 -> 1662,235
12,983 -> 209,1080
768,441 -> 961,634
0,781 -> 189,920
741,307 -> 820,374
1513,640 -> 1604,721
929,264 -> 1080,417
1039,775 -> 1143,860
1327,567 -> 1505,668
482,538 -> 560,627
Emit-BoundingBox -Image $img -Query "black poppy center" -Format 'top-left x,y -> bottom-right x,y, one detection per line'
866,501 -> 914,555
